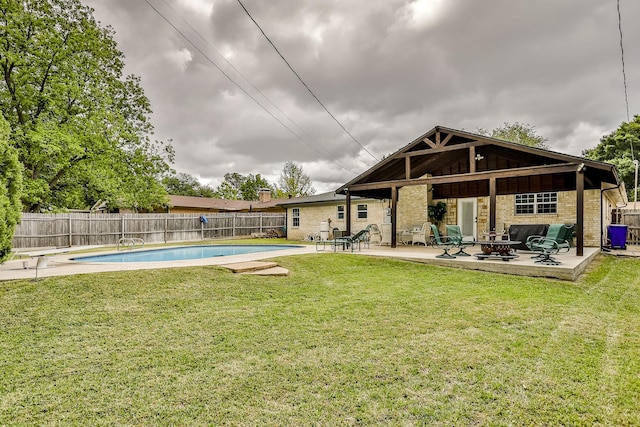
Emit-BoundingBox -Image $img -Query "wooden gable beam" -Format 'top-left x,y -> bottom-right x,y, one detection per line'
423,137 -> 437,149
440,133 -> 453,147
398,140 -> 487,158
346,163 -> 580,192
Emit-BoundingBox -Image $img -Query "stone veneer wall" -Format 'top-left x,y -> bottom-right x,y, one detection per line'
397,185 -> 430,230
286,199 -> 386,241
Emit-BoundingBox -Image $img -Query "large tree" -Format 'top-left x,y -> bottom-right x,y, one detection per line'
276,161 -> 315,197
163,172 -> 216,198
0,0 -> 173,212
0,114 -> 22,262
583,115 -> 640,201
214,173 -> 275,200
477,122 -> 548,149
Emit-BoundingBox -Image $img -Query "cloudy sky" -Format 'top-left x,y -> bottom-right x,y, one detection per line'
82,0 -> 640,193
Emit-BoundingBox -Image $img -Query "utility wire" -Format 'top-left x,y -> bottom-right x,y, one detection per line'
617,0 -> 630,122
143,0 -> 356,174
155,0 -> 355,174
236,0 -> 379,162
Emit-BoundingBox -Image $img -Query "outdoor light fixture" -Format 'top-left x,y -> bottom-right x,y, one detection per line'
577,163 -> 585,173
475,154 -> 484,161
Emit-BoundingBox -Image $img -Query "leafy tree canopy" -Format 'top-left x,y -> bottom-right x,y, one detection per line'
0,0 -> 173,212
583,115 -> 640,201
0,114 -> 22,262
163,173 -> 216,198
275,161 -> 315,198
214,173 -> 275,201
477,122 -> 548,149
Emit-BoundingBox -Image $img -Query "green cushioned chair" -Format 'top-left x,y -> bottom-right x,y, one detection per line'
525,224 -> 574,265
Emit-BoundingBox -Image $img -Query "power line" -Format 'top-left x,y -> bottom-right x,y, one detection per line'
155,0 -> 354,173
236,0 -> 378,162
142,0 -> 357,174
617,0 -> 630,122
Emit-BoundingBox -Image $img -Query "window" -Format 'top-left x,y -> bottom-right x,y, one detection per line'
292,208 -> 300,227
357,204 -> 368,220
337,205 -> 345,220
515,192 -> 557,214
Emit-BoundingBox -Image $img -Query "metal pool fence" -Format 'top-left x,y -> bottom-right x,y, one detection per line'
12,212 -> 286,249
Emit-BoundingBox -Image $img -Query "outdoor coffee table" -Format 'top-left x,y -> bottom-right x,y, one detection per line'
473,240 -> 521,261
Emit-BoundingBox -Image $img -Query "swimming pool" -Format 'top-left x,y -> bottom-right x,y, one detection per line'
72,245 -> 301,263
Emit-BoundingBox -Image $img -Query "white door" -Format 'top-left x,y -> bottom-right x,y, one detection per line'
457,198 -> 477,238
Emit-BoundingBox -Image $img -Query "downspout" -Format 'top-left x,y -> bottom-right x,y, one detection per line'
601,183 -> 625,251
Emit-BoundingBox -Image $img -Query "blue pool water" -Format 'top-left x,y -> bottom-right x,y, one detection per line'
72,245 -> 301,263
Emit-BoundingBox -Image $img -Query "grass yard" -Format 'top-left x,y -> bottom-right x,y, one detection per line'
1,253 -> 639,425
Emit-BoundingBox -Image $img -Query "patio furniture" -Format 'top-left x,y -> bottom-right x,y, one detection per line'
333,228 -> 370,252
445,225 -> 475,256
525,224 -> 573,265
508,224 -> 550,250
430,224 -> 456,259
473,240 -> 521,261
397,229 -> 413,245
366,224 -> 382,245
412,222 -> 431,246
482,223 -> 508,241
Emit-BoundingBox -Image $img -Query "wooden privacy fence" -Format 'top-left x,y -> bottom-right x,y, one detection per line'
611,209 -> 640,245
12,212 -> 286,249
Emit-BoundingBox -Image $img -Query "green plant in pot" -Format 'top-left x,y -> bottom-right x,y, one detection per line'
428,201 -> 447,230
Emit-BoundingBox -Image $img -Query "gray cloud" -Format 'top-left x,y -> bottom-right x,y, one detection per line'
83,0 -> 640,192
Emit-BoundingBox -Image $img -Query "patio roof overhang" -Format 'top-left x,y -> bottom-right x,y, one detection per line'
335,126 -> 625,255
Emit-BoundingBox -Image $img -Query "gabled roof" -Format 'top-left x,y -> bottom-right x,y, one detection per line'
336,125 -> 622,200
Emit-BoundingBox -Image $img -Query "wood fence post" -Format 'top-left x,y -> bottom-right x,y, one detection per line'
164,215 -> 168,244
121,216 -> 125,240
68,214 -> 72,247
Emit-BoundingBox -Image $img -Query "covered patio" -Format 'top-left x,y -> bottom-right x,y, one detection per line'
336,126 -> 626,259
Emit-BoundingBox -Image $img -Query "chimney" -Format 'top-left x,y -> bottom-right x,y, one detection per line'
258,188 -> 271,203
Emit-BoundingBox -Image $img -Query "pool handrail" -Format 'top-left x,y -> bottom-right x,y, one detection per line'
117,237 -> 145,251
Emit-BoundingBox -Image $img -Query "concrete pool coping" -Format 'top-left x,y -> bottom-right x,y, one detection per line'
0,244 -> 316,281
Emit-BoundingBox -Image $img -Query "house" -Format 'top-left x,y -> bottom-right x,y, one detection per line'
277,192 -> 390,241
335,125 -> 626,256
167,189 -> 288,214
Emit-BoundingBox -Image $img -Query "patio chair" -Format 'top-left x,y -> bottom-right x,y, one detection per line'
366,224 -> 382,245
412,222 -> 431,246
333,228 -> 370,252
430,224 -> 456,259
525,224 -> 573,265
445,224 -> 475,256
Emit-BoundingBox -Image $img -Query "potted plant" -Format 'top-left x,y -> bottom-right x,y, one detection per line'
428,201 -> 447,229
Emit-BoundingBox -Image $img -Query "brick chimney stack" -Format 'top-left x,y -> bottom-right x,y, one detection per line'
258,188 -> 271,203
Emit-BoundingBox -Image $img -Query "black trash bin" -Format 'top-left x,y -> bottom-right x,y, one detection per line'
607,224 -> 628,249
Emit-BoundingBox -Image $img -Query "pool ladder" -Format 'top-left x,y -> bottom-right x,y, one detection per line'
117,237 -> 145,251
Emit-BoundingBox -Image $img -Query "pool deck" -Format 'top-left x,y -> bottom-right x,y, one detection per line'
0,243 -> 635,282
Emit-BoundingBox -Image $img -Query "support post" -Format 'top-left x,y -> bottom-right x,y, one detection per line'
345,191 -> 352,235
391,186 -> 398,248
576,170 -> 584,256
489,177 -> 496,232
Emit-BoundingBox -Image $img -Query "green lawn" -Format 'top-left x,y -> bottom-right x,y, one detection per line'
1,254 -> 639,425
